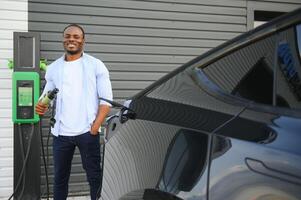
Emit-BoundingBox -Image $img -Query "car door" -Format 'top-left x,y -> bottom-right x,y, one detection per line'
209,113 -> 301,200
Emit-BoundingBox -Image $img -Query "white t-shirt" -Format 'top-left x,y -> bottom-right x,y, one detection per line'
59,57 -> 90,136
42,53 -> 113,137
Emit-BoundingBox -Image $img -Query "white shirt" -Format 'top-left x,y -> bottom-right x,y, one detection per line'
41,53 -> 113,136
59,58 -> 90,136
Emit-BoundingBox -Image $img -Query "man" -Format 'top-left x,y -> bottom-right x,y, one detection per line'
35,24 -> 113,200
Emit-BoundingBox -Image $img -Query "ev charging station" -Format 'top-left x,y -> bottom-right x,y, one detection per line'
12,32 -> 41,199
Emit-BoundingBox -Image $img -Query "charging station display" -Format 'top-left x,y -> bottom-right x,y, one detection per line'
18,86 -> 33,106
16,81 -> 34,120
12,72 -> 40,123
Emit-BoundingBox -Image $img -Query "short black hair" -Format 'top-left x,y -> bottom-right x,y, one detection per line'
63,24 -> 85,38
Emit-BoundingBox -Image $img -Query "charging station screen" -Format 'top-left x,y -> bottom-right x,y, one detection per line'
18,87 -> 33,106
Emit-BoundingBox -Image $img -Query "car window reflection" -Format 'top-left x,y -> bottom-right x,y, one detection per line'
297,24 -> 301,60
158,129 -> 208,194
275,24 -> 301,109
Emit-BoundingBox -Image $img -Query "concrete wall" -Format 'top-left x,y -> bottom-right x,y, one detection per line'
28,0 -> 248,103
0,0 -> 28,198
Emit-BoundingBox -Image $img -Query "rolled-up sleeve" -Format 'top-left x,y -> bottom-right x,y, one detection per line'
96,61 -> 113,106
39,66 -> 56,100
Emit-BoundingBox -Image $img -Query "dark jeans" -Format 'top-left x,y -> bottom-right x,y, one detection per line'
53,132 -> 101,200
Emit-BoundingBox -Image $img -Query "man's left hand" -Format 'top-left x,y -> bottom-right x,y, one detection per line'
90,122 -> 100,135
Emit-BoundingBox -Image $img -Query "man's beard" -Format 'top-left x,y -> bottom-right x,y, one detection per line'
66,48 -> 82,55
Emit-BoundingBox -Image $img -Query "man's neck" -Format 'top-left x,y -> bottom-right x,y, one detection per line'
65,52 -> 82,61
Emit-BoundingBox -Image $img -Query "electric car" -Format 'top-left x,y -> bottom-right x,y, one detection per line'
101,8 -> 301,200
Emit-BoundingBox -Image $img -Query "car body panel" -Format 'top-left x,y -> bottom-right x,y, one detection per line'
101,8 -> 301,200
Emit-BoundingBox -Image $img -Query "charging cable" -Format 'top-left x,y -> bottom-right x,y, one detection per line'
8,123 -> 35,200
40,88 -> 58,199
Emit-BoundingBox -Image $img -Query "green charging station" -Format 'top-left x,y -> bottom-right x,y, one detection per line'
11,32 -> 41,200
12,72 -> 40,123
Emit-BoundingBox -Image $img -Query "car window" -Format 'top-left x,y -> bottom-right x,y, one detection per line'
201,23 -> 301,111
232,57 -> 273,105
202,32 -> 276,106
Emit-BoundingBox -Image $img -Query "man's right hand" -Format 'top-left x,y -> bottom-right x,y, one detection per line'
35,102 -> 48,115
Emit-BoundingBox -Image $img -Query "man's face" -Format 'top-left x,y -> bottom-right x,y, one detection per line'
63,26 -> 85,55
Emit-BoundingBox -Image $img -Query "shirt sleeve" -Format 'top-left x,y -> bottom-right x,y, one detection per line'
96,61 -> 113,106
39,67 -> 56,101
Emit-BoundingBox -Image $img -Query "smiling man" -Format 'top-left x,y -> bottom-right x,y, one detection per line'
35,24 -> 113,200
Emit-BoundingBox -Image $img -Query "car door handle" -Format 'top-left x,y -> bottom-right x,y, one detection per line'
245,158 -> 301,185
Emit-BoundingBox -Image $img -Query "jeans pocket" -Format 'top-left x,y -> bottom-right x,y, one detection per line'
87,131 -> 100,138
